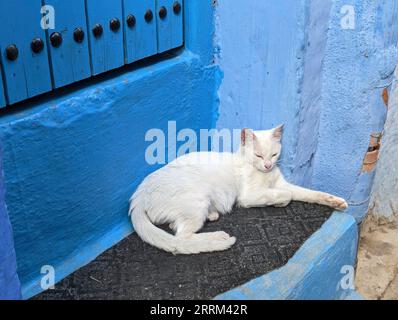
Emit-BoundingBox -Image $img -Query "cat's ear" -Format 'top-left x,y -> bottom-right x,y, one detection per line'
241,128 -> 257,146
273,125 -> 284,142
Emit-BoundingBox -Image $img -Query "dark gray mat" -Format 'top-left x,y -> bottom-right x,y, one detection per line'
34,202 -> 333,300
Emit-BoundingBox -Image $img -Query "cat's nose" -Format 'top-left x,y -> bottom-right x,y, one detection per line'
264,162 -> 273,170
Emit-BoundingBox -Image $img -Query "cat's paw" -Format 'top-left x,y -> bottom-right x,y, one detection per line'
334,198 -> 348,211
228,236 -> 237,246
325,195 -> 348,211
208,212 -> 220,222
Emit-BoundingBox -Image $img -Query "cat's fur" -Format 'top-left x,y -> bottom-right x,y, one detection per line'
129,126 -> 348,254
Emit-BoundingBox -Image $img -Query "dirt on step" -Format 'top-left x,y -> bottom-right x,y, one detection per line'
356,216 -> 398,300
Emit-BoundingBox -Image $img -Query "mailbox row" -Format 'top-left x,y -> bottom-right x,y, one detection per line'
0,0 -> 184,107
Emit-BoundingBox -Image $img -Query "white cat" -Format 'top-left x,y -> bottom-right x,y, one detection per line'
129,125 -> 348,255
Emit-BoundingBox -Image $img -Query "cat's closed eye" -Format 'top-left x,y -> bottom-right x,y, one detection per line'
272,153 -> 278,158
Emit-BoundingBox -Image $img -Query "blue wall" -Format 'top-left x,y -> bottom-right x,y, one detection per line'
0,0 -> 219,298
0,145 -> 21,299
212,0 -> 398,299
312,0 -> 398,200
215,0 -> 308,183
215,0 -> 398,206
290,0 -> 333,187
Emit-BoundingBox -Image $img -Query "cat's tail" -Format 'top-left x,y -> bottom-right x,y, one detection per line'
129,202 -> 236,255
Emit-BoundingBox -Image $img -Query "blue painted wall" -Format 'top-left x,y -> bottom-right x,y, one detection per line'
0,144 -> 21,299
290,0 -> 333,187
0,0 -> 218,299
212,0 -> 398,299
215,0 -> 308,183
215,0 -> 398,206
312,0 -> 398,201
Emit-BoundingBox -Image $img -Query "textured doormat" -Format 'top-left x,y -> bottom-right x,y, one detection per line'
34,202 -> 333,300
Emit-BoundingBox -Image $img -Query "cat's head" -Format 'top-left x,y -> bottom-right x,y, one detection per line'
239,125 -> 283,173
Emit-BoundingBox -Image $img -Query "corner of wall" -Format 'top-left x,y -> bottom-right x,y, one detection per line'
291,0 -> 334,187
0,143 -> 21,300
184,0 -> 222,129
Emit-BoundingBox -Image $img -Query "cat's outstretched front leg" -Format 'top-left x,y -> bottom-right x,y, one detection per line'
276,180 -> 348,211
238,189 -> 293,209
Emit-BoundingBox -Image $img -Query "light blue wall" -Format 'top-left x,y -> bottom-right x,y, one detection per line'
215,0 -> 398,206
215,0 -> 308,183
290,0 -> 333,187
0,0 -> 219,299
312,0 -> 398,202
213,0 -> 398,299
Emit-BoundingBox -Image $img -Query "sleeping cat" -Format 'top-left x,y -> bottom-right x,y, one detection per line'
129,125 -> 348,254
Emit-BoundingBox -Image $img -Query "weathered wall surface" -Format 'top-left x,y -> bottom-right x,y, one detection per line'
290,0 -> 333,187
368,66 -> 398,220
0,145 -> 21,299
311,0 -> 398,203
